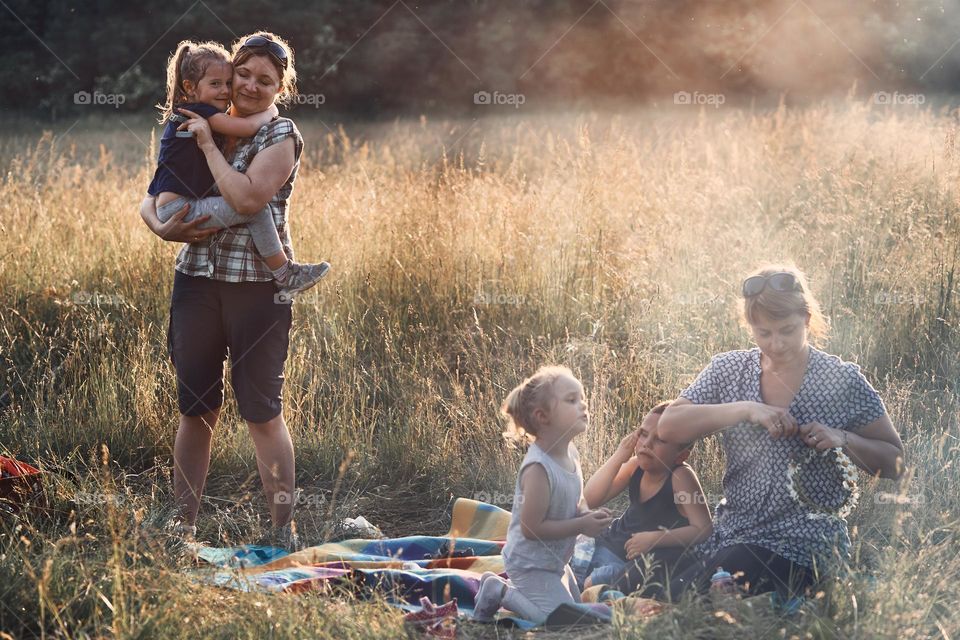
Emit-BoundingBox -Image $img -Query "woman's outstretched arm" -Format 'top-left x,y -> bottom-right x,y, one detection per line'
660,398 -> 802,443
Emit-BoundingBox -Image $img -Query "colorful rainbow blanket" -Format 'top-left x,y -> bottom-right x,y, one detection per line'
194,498 -> 610,628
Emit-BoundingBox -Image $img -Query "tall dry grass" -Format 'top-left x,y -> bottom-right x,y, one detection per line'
0,98 -> 957,638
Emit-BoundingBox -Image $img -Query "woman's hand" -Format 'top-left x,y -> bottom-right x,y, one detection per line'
624,531 -> 660,560
744,401 -> 799,438
798,422 -> 847,451
139,196 -> 218,243
177,108 -> 217,152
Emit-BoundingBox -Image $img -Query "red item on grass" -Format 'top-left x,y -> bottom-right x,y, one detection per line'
403,597 -> 458,639
0,456 -> 43,512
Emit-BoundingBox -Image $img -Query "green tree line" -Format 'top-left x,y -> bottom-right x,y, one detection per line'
1,0 -> 957,119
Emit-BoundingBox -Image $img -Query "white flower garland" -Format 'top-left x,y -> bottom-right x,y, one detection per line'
786,447 -> 859,521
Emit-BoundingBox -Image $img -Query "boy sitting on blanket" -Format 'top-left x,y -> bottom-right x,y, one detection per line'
577,402 -> 713,596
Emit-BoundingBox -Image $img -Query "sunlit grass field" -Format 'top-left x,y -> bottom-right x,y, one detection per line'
0,98 -> 958,638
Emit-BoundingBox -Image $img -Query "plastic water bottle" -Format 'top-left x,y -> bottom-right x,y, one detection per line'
710,567 -> 737,608
571,534 -> 595,586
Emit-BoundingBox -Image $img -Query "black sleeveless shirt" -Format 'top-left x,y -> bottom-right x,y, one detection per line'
595,463 -> 691,561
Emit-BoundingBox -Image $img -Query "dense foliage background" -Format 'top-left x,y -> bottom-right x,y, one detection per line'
4,0 -> 960,118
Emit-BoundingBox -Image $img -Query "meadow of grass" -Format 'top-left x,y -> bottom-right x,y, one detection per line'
0,97 -> 958,638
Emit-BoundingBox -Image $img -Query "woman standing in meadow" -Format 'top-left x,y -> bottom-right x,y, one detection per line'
139,32 -> 307,548
658,265 -> 904,600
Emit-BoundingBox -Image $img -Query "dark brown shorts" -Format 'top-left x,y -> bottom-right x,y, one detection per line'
167,270 -> 292,423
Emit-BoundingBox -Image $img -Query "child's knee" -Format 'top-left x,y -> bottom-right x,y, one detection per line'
157,196 -> 192,222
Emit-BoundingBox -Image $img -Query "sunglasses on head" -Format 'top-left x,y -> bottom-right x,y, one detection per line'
239,35 -> 288,68
741,272 -> 803,297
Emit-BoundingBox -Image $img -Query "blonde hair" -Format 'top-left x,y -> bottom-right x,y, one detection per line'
230,31 -> 298,107
502,365 -> 575,444
156,40 -> 231,124
741,264 -> 829,345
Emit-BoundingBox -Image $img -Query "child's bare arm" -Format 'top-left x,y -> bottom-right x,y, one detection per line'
659,466 -> 713,546
623,466 -> 713,559
203,104 -> 280,138
519,465 -> 613,540
584,431 -> 640,509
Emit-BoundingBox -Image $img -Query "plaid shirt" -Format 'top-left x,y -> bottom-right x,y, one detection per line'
175,118 -> 303,282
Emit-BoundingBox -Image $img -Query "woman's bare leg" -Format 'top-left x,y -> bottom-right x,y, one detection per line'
247,413 -> 296,527
173,409 -> 219,526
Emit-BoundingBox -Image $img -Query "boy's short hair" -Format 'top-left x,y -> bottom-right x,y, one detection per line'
647,400 -> 694,452
648,401 -> 671,416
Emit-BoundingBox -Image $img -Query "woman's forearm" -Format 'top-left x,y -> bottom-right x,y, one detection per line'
845,432 -> 904,480
659,402 -> 750,443
138,195 -> 218,244
139,196 -> 164,238
201,145 -> 259,214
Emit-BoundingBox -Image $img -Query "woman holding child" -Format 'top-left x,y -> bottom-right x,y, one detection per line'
139,32 -> 313,547
656,265 -> 905,600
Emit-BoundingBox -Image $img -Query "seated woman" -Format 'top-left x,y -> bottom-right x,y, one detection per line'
657,265 -> 905,601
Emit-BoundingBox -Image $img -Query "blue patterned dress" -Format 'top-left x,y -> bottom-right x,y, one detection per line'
680,347 -> 887,570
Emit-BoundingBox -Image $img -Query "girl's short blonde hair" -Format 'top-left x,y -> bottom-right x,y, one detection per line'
741,264 -> 829,345
502,365 -> 575,444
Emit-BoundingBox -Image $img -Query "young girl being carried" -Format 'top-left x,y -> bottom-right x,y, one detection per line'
472,366 -> 614,624
148,40 -> 328,298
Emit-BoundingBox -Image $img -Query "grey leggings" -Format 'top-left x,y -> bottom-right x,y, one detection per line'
503,565 -> 582,624
157,196 -> 283,258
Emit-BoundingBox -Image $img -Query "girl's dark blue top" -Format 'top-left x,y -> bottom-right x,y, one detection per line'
147,102 -> 222,199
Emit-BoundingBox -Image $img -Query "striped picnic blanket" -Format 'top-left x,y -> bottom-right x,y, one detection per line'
197,499 -> 508,601
196,498 -> 612,627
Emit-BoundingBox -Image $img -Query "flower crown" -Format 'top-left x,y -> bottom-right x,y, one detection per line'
786,447 -> 859,521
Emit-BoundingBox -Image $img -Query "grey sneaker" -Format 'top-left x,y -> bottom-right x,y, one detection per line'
275,261 -> 330,302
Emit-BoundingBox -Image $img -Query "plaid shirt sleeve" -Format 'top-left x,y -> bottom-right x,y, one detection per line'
175,118 -> 304,282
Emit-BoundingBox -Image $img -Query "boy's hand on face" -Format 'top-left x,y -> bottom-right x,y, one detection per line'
624,531 -> 660,560
615,430 -> 640,463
